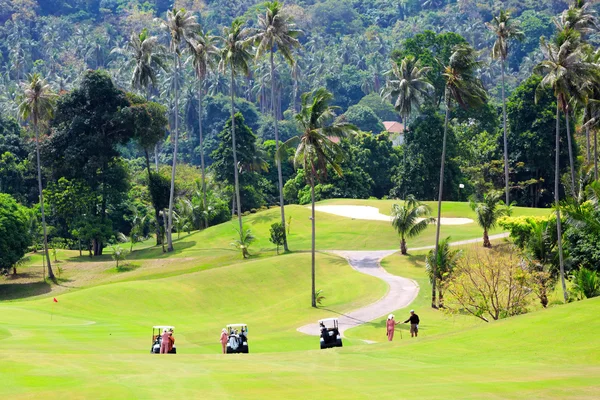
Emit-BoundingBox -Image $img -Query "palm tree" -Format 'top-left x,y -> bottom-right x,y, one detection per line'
425,236 -> 461,308
186,30 -> 219,229
432,44 -> 486,308
158,8 -> 199,252
469,190 -> 509,248
380,55 -> 434,128
391,195 -> 435,255
486,10 -> 524,206
283,88 -> 357,307
535,37 -> 599,302
218,18 -> 254,234
18,73 -> 56,280
253,1 -> 302,252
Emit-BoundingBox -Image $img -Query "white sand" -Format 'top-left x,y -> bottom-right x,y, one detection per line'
312,205 -> 474,225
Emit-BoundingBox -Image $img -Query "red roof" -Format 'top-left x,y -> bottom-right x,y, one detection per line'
383,121 -> 405,133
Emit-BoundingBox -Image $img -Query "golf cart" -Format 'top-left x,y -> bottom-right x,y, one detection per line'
226,323 -> 249,354
319,318 -> 342,349
151,325 -> 176,354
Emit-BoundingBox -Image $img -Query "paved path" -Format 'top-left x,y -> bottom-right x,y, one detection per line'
297,250 -> 419,337
296,233 -> 510,338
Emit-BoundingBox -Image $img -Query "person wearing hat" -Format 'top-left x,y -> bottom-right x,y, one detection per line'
403,310 -> 420,337
159,328 -> 170,354
220,328 -> 229,354
168,328 -> 175,352
386,314 -> 400,341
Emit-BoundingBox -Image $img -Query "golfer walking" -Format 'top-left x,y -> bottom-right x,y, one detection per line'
404,310 -> 420,337
220,328 -> 229,354
386,314 -> 400,341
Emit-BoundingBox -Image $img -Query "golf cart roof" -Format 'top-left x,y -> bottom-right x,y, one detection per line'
153,325 -> 175,330
226,323 -> 247,328
318,318 -> 338,324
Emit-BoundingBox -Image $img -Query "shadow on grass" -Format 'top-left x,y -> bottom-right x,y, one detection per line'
0,280 -> 51,301
115,263 -> 141,273
250,212 -> 278,225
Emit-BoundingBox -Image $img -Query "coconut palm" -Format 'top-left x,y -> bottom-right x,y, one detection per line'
158,8 -> 199,252
535,37 -> 599,302
486,10 -> 524,206
432,44 -> 486,308
110,28 -> 168,95
218,18 -> 254,234
283,88 -> 357,307
380,55 -> 433,128
391,195 -> 435,255
253,1 -> 302,252
425,237 -> 461,308
469,190 -> 509,248
186,30 -> 220,229
18,73 -> 56,280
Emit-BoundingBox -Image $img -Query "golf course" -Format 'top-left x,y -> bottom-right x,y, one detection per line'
1,200 -> 598,399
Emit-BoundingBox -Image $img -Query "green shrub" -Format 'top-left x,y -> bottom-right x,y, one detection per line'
498,216 -> 553,248
570,268 -> 600,300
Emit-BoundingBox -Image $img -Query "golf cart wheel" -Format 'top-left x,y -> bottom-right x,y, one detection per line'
241,345 -> 249,353
170,348 -> 176,354
336,339 -> 343,347
320,342 -> 326,350
226,346 -> 234,354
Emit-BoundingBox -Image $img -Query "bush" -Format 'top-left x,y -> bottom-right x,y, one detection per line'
498,216 -> 553,248
570,268 -> 600,300
0,194 -> 30,272
207,198 -> 231,226
269,223 -> 286,254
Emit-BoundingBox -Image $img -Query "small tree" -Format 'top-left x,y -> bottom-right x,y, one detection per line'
231,228 -> 256,259
391,194 -> 434,255
111,245 -> 128,270
470,190 -> 508,247
315,289 -> 325,307
269,222 -> 286,254
444,246 -> 532,322
425,236 -> 461,307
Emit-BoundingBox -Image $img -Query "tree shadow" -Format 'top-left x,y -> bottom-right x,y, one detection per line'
250,213 -> 278,225
0,280 -> 51,301
115,263 -> 141,273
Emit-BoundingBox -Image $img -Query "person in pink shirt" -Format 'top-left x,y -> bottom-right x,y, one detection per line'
386,314 -> 400,341
160,328 -> 170,354
220,328 -> 229,354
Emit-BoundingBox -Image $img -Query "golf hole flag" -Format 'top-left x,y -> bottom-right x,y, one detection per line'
53,298 -> 58,303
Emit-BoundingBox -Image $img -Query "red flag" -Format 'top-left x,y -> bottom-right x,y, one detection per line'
53,298 -> 58,303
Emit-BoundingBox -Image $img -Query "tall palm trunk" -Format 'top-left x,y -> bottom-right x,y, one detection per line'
166,57 -> 180,252
595,129 -> 598,181
432,93 -> 450,309
310,173 -> 316,308
501,58 -> 510,205
585,106 -> 591,163
555,102 -> 568,302
34,121 -> 54,280
231,67 -> 243,233
271,49 -> 289,252
565,106 -> 576,198
197,82 -> 208,229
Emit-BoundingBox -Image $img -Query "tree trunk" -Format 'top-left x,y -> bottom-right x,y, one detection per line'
565,107 -> 576,198
555,101 -> 568,303
271,49 -> 289,252
432,94 -> 450,309
400,238 -> 407,255
438,288 -> 444,308
595,129 -> 598,181
167,57 -> 180,252
145,149 -> 162,246
311,174 -> 316,308
483,229 -> 491,248
198,82 -> 208,229
585,106 -> 591,163
501,59 -> 510,206
154,144 -> 159,172
34,121 -> 54,280
231,67 -> 243,234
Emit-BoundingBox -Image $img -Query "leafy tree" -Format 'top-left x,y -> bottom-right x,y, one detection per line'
110,244 -> 128,270
254,1 -> 301,252
187,29 -> 220,229
524,219 -> 558,308
357,93 -> 398,122
391,195 -> 434,255
283,88 -> 356,307
432,44 -> 486,308
0,193 -> 30,273
219,17 -> 254,234
18,72 -> 56,279
487,10 -> 524,206
269,222 -> 285,254
159,8 -> 200,252
342,105 -> 384,133
231,227 -> 255,259
425,236 -> 461,308
469,190 -> 509,248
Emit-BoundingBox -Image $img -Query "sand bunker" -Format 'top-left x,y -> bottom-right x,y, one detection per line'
312,205 -> 474,225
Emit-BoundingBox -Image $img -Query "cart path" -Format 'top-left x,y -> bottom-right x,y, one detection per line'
296,250 -> 418,338
296,233 -> 509,338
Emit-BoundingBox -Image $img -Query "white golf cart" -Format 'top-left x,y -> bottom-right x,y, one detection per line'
226,323 -> 249,354
151,325 -> 176,354
319,318 -> 342,349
